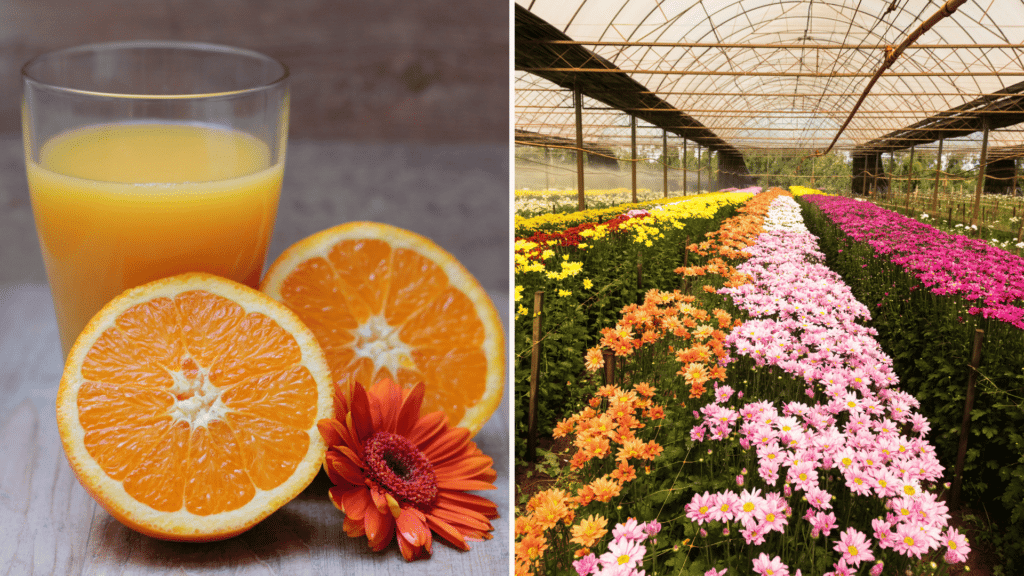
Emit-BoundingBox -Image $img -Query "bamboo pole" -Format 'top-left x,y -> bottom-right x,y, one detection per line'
526,291 -> 545,463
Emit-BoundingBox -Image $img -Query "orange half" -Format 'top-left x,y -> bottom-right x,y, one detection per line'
260,222 -> 505,435
56,273 -> 333,541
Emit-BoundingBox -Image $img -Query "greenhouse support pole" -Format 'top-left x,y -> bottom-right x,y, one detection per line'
663,129 -> 669,198
931,138 -> 944,210
810,154 -> 816,188
708,149 -> 714,191
861,158 -> 868,196
683,140 -> 688,195
907,145 -> 916,199
697,147 -> 702,191
544,146 -> 550,192
631,115 -> 638,203
526,291 -> 545,463
574,84 -> 585,211
889,152 -> 897,201
872,156 -> 880,198
1014,158 -> 1019,198
971,117 -> 989,227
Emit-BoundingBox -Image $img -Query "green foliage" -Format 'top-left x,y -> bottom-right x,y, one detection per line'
514,204 -> 739,464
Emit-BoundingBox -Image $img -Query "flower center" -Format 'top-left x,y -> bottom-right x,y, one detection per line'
168,356 -> 226,427
617,554 -> 630,566
364,431 -> 438,507
849,545 -> 858,556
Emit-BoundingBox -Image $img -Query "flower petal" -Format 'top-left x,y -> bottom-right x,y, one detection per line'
371,378 -> 403,432
364,502 -> 396,551
429,505 -> 494,533
407,411 -> 448,448
317,418 -> 343,447
395,382 -> 425,436
435,491 -> 499,518
370,485 -> 392,515
343,516 -> 366,538
421,427 -> 472,462
397,507 -> 432,548
397,531 -> 416,562
332,376 -> 351,416
437,478 -> 496,492
327,451 -> 366,486
339,486 -> 372,520
332,419 -> 363,458
349,382 -> 375,443
435,455 -> 495,481
425,513 -> 469,551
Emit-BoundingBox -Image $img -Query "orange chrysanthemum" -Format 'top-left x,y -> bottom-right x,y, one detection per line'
318,378 -> 498,561
570,514 -> 609,548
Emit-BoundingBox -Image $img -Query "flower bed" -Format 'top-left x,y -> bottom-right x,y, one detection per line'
801,193 -> 1024,329
514,191 -> 755,462
515,189 -> 971,576
800,189 -> 1024,569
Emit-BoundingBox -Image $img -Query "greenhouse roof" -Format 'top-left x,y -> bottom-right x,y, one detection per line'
515,0 -> 1024,156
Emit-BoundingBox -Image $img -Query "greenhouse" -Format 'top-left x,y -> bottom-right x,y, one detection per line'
514,1 -> 1024,575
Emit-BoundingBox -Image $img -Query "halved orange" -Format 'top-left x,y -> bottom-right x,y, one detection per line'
56,273 -> 333,542
260,222 -> 505,436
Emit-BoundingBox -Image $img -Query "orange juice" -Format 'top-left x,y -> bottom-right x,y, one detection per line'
27,122 -> 283,355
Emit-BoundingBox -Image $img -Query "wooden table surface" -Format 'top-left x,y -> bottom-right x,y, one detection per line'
0,284 -> 510,575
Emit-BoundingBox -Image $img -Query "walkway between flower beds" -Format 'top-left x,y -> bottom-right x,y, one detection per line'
515,189 -> 970,576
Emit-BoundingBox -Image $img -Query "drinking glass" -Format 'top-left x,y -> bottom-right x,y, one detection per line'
22,41 -> 289,357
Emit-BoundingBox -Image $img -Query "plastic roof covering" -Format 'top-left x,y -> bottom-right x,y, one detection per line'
515,0 -> 1024,155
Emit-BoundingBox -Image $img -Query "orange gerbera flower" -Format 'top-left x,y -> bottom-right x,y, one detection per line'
318,378 -> 498,561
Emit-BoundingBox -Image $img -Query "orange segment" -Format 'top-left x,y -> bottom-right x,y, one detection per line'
260,221 -> 505,436
56,273 -> 333,542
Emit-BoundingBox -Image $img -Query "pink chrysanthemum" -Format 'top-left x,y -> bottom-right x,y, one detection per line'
833,527 -> 875,566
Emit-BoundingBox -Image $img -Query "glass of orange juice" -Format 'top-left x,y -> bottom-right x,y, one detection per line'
22,41 -> 289,357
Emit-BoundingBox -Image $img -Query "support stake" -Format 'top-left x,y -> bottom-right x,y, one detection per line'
603,350 -> 615,386
950,328 -> 985,509
526,291 -> 545,463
